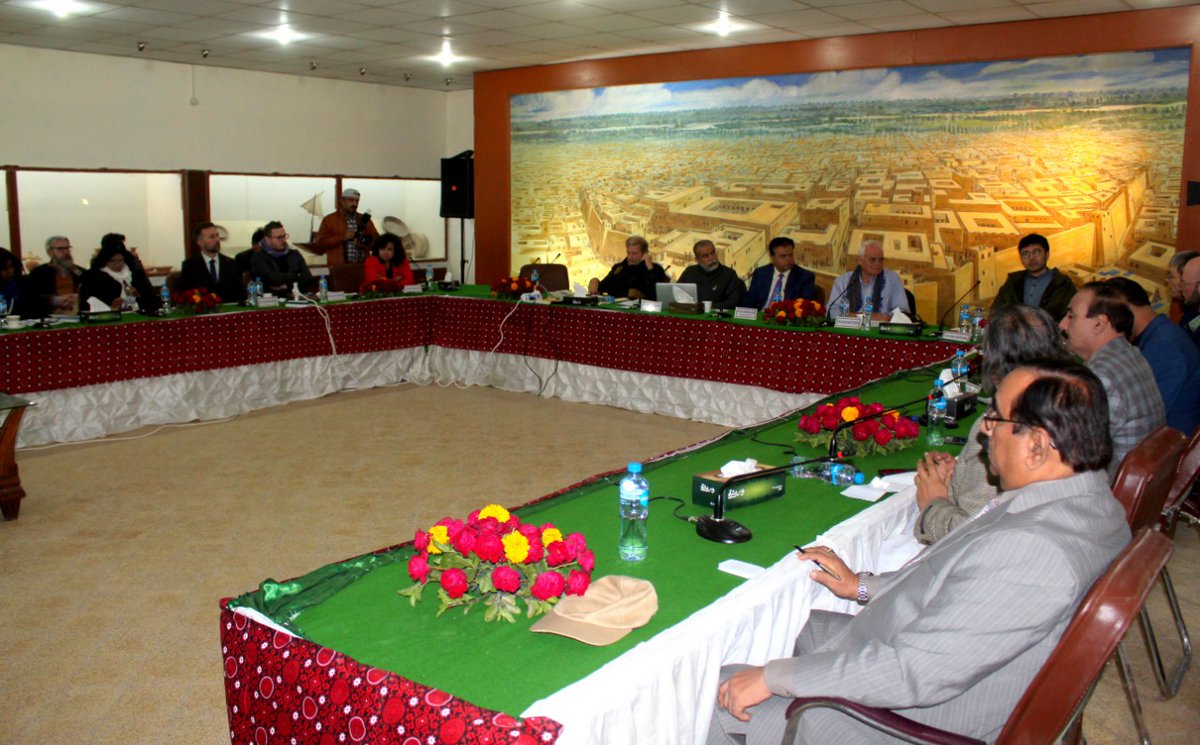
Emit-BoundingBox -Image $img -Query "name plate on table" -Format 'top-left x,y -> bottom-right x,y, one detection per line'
940,329 -> 972,343
639,299 -> 663,313
834,315 -> 863,329
403,284 -> 423,293
733,306 -> 758,321
692,466 -> 786,510
324,291 -> 347,302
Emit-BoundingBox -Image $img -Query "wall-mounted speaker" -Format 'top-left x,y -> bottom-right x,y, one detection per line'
440,155 -> 474,219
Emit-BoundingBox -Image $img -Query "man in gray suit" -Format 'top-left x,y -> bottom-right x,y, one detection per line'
709,360 -> 1129,744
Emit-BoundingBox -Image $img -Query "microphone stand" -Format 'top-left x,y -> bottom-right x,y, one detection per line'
695,456 -> 839,544
935,280 -> 980,335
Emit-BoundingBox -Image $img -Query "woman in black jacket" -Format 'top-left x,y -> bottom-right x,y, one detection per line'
79,233 -> 161,314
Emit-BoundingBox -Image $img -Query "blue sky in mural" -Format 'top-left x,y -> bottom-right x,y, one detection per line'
511,49 -> 1189,122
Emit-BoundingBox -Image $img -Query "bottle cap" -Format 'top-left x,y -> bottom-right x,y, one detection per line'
627,462 -> 642,474
853,472 -> 865,484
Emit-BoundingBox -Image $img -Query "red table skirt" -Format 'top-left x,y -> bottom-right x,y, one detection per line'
0,295 -> 962,397
219,603 -> 561,745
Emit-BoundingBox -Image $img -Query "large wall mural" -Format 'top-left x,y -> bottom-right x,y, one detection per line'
510,49 -> 1188,319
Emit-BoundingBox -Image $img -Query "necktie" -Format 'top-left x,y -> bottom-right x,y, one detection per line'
767,272 -> 784,308
209,259 -> 218,284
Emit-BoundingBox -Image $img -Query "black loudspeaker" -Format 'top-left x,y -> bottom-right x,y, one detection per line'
440,156 -> 474,218
1187,180 -> 1200,207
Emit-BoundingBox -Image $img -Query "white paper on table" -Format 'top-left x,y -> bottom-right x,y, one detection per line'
869,470 -> 917,492
842,484 -> 889,502
87,297 -> 111,312
718,559 -> 764,579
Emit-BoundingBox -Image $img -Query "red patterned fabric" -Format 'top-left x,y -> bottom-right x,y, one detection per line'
220,601 -> 561,745
0,296 -> 960,396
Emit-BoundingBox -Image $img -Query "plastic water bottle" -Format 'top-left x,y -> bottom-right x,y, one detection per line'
530,268 -> 540,288
838,297 -> 849,318
791,460 -> 864,486
926,379 -> 947,446
971,306 -> 985,341
0,295 -> 8,318
249,278 -> 261,307
318,275 -> 329,303
618,462 -> 649,562
860,298 -> 873,330
950,350 -> 970,381
159,285 -> 171,314
423,265 -> 432,288
959,303 -> 971,334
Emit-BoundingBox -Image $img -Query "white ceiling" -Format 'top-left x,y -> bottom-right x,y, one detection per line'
0,0 -> 1191,91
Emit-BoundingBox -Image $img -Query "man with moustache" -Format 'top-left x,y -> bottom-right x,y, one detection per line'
677,239 -> 746,310
17,235 -> 82,317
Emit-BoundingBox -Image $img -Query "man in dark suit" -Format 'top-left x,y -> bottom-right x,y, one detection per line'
179,222 -> 246,304
741,237 -> 816,311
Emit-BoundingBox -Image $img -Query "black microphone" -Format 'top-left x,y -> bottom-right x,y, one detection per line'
548,253 -> 562,265
937,280 -> 980,334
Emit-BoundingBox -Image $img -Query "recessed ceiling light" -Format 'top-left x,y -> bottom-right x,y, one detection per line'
702,11 -> 747,37
255,24 -> 309,46
427,38 -> 464,67
30,0 -> 91,18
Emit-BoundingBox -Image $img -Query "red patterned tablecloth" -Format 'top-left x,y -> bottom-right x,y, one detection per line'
0,295 -> 961,397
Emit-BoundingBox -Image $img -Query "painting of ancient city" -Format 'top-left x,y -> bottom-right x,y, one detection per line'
510,48 -> 1187,320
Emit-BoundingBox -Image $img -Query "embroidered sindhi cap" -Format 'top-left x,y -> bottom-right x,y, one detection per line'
530,576 -> 658,646
341,188 -> 361,198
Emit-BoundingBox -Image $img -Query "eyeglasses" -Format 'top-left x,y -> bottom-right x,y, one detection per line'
269,233 -> 289,241
980,404 -> 1026,429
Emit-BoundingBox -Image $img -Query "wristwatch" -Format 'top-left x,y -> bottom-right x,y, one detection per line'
856,571 -> 874,605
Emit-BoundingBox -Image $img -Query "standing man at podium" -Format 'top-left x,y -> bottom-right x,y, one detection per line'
316,188 -> 378,265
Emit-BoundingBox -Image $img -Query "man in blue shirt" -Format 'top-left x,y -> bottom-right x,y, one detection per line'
1106,277 -> 1200,434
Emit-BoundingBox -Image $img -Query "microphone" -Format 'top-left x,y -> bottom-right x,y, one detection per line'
696,456 -> 842,544
937,280 -> 980,333
548,253 -> 562,264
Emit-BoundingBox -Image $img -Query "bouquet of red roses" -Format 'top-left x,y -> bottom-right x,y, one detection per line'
399,503 -> 594,623
765,298 -> 824,326
490,276 -> 535,299
171,287 -> 222,314
795,395 -> 920,456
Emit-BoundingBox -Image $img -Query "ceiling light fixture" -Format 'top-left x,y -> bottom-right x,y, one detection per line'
431,38 -> 462,67
32,0 -> 90,18
256,24 -> 308,46
704,11 -> 737,37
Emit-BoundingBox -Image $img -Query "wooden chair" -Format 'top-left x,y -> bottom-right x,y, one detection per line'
782,529 -> 1173,745
164,271 -> 182,295
519,263 -> 569,292
1140,424 -> 1200,698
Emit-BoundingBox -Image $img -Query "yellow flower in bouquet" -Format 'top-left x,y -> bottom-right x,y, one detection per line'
841,406 -> 860,422
478,504 -> 511,522
502,531 -> 530,563
541,527 -> 564,546
427,524 -> 450,554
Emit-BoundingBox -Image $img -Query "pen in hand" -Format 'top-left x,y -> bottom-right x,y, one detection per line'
795,544 -> 841,581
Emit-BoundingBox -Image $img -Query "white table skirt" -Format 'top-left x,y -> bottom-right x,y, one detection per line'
18,346 -> 824,447
520,490 -> 924,744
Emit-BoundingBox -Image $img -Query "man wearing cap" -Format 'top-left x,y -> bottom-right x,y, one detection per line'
315,188 -> 379,265
708,360 -> 1128,745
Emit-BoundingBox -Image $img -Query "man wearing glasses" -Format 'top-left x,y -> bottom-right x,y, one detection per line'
17,235 -> 83,317
708,360 -> 1128,745
250,221 -> 314,297
991,233 -> 1077,322
824,239 -> 908,320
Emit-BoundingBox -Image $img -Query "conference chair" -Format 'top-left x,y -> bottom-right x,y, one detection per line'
1140,424 -> 1200,699
518,263 -> 569,292
1108,425 -> 1187,741
165,271 -> 182,295
328,264 -> 365,293
781,528 -> 1172,745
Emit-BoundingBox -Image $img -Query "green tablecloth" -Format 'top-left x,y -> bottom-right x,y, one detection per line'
232,362 -> 967,716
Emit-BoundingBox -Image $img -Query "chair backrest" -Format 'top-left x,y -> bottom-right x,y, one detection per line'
519,263 -> 569,292
327,264 -> 365,293
165,271 -> 182,295
1110,425 -> 1187,530
997,529 -> 1172,745
1162,424 -> 1200,533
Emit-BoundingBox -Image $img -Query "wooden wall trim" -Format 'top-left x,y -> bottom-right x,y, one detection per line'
474,7 -> 1200,283
5,170 -> 20,258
